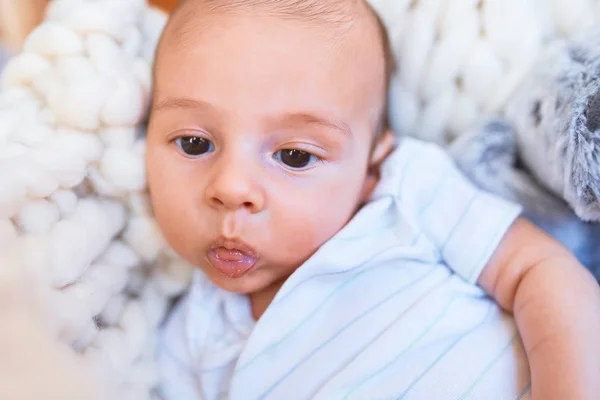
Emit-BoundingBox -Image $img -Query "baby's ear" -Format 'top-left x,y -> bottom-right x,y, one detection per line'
369,129 -> 394,168
360,130 -> 394,203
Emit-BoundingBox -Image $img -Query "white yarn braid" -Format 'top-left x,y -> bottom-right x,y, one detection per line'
0,1 -> 192,398
369,0 -> 600,144
1,0 -> 600,398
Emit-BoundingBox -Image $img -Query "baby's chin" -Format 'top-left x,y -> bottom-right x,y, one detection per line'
202,265 -> 282,295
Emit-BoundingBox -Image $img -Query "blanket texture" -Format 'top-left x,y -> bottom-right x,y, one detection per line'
0,1 -> 191,398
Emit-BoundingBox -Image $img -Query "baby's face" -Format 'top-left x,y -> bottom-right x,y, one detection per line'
147,12 -> 388,295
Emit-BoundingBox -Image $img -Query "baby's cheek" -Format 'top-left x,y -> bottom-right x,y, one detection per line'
147,174 -> 202,264
151,195 -> 189,253
280,184 -> 359,254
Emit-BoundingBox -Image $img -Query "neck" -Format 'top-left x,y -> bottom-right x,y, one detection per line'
249,279 -> 286,320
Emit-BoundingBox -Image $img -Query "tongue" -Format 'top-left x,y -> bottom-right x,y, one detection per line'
214,248 -> 246,262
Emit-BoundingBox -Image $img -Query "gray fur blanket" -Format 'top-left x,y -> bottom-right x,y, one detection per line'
449,28 -> 600,278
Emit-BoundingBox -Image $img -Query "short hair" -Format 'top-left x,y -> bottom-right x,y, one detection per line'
196,0 -> 354,21
158,0 -> 395,134
177,0 -> 356,25
372,7 -> 396,134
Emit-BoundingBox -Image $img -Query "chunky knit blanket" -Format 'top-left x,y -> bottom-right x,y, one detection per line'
0,1 -> 191,398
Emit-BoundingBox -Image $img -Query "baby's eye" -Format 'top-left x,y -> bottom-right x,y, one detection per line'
274,149 -> 319,169
175,136 -> 215,157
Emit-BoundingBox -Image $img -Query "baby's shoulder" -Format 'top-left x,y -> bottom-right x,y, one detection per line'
373,136 -> 461,203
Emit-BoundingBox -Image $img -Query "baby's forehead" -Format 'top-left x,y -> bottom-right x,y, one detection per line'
160,0 -> 388,66
154,0 -> 391,132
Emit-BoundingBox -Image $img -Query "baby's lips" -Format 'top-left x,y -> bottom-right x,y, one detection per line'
214,247 -> 247,262
210,237 -> 259,258
208,247 -> 258,278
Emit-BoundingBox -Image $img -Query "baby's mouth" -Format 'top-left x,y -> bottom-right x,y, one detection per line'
207,239 -> 258,279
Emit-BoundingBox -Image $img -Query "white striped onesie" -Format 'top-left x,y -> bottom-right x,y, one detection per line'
158,137 -> 530,400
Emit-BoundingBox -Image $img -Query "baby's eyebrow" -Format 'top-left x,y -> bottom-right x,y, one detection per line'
151,96 -> 351,136
278,112 -> 352,137
152,96 -> 216,113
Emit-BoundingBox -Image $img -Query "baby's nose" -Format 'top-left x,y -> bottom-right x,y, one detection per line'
205,159 -> 264,213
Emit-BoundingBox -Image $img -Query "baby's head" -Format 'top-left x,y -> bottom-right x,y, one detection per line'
146,0 -> 394,297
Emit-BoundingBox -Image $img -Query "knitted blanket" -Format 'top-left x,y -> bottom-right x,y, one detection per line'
0,1 -> 191,398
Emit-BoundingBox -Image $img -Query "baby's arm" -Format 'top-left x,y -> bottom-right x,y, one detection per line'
479,218 -> 600,400
383,138 -> 600,398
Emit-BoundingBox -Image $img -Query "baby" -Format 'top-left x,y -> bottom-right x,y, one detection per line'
147,0 -> 600,399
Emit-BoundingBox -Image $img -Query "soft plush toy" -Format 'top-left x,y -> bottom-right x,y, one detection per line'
1,0 -> 600,399
450,27 -> 600,278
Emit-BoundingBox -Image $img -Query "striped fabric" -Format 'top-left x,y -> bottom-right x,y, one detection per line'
158,137 -> 530,400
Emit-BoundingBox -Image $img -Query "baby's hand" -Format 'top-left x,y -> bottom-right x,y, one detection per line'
480,218 -> 600,400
